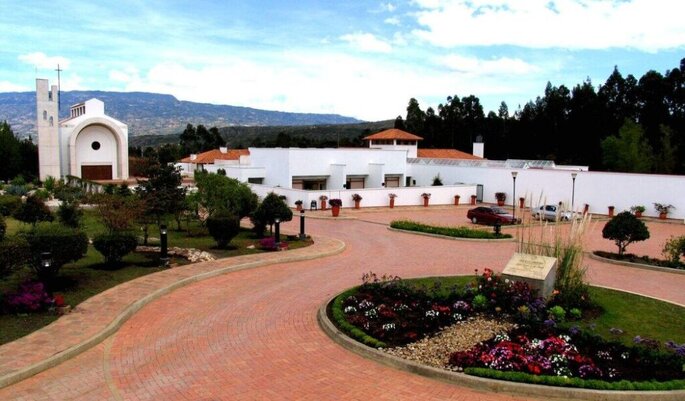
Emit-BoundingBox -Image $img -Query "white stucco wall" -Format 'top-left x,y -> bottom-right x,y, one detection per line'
74,125 -> 119,177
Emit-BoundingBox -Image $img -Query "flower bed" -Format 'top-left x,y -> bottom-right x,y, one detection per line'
390,220 -> 512,240
331,272 -> 685,389
593,251 -> 684,270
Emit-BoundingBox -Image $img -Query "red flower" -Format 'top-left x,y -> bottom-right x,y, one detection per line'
53,293 -> 65,307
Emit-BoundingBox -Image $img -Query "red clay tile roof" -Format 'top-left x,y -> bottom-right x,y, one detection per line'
363,128 -> 423,141
180,149 -> 250,163
417,148 -> 482,160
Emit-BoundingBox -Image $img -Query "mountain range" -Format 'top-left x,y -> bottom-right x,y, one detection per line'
0,90 -> 363,138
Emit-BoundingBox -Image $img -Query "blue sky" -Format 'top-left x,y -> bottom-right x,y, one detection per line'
1,0 -> 684,121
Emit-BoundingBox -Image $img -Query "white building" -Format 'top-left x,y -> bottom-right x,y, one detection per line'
36,79 -> 129,181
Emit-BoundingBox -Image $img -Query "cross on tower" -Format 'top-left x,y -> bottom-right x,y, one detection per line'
55,64 -> 62,114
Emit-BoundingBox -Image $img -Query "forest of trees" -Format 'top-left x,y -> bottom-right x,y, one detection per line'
395,58 -> 685,174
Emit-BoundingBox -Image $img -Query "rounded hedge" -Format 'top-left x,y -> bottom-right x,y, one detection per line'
206,210 -> 240,248
0,195 -> 22,217
0,236 -> 31,277
21,222 -> 88,280
93,232 -> 138,266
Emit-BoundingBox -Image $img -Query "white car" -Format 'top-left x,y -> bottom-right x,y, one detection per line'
532,205 -> 574,221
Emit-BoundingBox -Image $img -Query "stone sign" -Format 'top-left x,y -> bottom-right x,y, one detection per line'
502,253 -> 557,299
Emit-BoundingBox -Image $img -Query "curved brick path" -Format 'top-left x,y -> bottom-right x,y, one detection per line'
1,207 -> 684,400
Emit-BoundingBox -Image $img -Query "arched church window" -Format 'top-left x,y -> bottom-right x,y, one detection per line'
43,110 -> 47,120
49,116 -> 53,126
91,141 -> 101,150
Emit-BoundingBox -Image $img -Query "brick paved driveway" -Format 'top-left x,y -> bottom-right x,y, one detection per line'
1,208 -> 684,400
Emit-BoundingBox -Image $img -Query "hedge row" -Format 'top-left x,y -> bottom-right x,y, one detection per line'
390,220 -> 512,239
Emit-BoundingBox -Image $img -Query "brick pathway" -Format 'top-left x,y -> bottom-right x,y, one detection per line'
1,207 -> 684,400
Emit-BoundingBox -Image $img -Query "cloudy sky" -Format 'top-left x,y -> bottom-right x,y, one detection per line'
1,0 -> 684,121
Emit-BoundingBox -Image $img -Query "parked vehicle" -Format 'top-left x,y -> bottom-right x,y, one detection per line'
467,206 -> 519,225
532,204 -> 574,221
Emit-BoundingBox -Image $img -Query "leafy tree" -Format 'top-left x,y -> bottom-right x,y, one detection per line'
393,116 -> 405,130
601,120 -> 654,172
250,192 -> 293,237
94,194 -> 143,234
405,98 -> 426,135
13,195 -> 54,226
602,211 -> 650,256
136,159 -> 186,227
0,121 -> 20,181
57,199 -> 83,228
194,171 -> 257,219
206,209 -> 240,248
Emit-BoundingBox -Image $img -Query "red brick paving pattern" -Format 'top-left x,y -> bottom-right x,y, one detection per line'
1,207 -> 684,400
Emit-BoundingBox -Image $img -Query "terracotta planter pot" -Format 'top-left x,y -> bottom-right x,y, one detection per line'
296,204 -> 302,211
583,204 -> 589,215
389,198 -> 395,208
423,198 -> 429,207
331,205 -> 340,217
608,206 -> 615,217
354,200 -> 360,209
470,195 -> 477,205
519,197 -> 525,209
454,195 -> 460,206
634,211 -> 643,218
497,200 -> 505,207
321,200 -> 327,210
659,212 -> 667,220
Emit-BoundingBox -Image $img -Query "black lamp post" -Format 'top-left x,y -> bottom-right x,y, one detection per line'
160,224 -> 168,266
511,171 -> 518,221
571,172 -> 578,210
274,217 -> 281,248
299,210 -> 306,239
41,251 -> 53,274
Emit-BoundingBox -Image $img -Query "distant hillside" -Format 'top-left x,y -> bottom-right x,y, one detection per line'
130,120 -> 395,148
0,90 -> 363,138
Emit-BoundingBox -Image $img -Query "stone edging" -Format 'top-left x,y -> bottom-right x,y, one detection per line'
0,235 -> 346,390
317,298 -> 685,401
387,227 -> 516,242
588,252 -> 685,276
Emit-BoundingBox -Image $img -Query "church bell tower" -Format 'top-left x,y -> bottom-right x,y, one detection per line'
36,78 -> 61,180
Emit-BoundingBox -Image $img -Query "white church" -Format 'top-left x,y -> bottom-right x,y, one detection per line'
36,79 -> 129,181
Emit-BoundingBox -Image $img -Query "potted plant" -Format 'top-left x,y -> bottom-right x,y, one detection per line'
608,205 -> 615,217
495,192 -> 506,206
454,194 -> 460,206
294,200 -> 303,211
583,203 -> 590,215
421,193 -> 431,207
470,194 -> 477,205
329,198 -> 342,217
388,193 -> 397,208
630,205 -> 645,218
654,203 -> 675,220
352,193 -> 362,209
319,195 -> 328,210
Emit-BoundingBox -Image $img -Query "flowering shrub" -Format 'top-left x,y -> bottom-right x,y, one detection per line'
5,281 -> 53,313
259,237 -> 276,250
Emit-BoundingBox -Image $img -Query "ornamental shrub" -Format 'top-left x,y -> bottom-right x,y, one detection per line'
0,236 -> 31,277
93,232 -> 138,266
0,194 -> 22,216
4,184 -> 28,196
5,281 -> 53,313
0,214 -> 5,241
13,194 -> 54,226
57,199 -> 83,228
250,192 -> 293,237
602,211 -> 650,256
662,235 -> 685,265
21,223 -> 88,281
206,210 -> 240,248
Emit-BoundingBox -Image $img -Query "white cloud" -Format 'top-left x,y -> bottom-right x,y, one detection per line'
411,0 -> 685,52
340,32 -> 393,53
0,81 -> 29,92
381,2 -> 396,12
18,52 -> 71,69
438,54 -> 539,75
384,16 -> 400,25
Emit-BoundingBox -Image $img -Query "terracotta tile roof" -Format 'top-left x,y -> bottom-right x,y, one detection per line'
417,148 -> 482,160
363,128 -> 423,141
180,149 -> 250,164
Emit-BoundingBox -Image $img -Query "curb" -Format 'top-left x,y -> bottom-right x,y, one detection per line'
387,227 -> 517,242
588,252 -> 685,276
317,298 -> 685,401
0,235 -> 345,390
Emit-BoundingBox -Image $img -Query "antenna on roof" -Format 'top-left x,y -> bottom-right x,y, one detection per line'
55,64 -> 62,116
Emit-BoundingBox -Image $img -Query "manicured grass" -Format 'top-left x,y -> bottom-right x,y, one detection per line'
390,220 -> 512,239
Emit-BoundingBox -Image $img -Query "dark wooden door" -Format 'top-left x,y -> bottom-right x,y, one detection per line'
81,165 -> 112,180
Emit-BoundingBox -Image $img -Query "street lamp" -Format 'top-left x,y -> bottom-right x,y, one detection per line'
511,171 -> 518,221
160,224 -> 168,266
274,217 -> 281,248
299,209 -> 306,240
571,172 -> 578,210
41,252 -> 53,274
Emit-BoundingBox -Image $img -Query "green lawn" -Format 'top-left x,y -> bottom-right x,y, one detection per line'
0,212 -> 311,345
